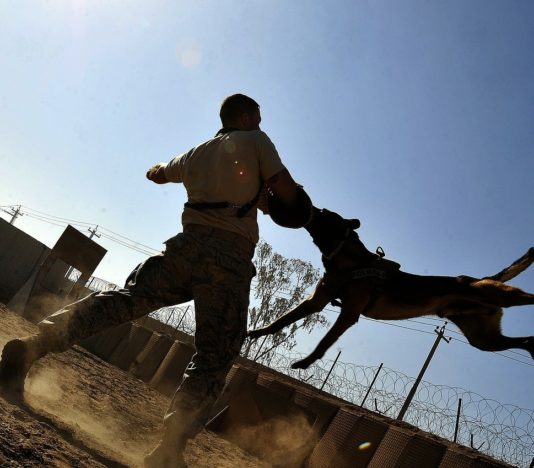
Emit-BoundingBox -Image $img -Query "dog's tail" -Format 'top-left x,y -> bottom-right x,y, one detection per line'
485,247 -> 534,283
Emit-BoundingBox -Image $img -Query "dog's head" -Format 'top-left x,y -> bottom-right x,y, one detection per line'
307,208 -> 360,259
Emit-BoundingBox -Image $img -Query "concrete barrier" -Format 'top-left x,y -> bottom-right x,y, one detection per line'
150,340 -> 195,396
131,332 -> 174,383
81,322 -> 132,361
108,323 -> 153,371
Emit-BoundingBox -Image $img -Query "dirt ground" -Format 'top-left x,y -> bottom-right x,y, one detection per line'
0,304 -> 271,467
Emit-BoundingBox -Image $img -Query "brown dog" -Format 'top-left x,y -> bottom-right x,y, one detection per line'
248,208 -> 534,369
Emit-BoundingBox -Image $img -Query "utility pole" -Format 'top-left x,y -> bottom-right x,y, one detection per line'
397,322 -> 451,421
87,225 -> 101,240
7,205 -> 23,225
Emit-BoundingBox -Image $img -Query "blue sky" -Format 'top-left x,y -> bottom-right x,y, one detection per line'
1,1 -> 533,410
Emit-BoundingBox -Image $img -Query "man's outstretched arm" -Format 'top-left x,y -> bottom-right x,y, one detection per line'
146,163 -> 169,184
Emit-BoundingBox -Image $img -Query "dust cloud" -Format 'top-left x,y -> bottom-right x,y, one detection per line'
222,411 -> 317,467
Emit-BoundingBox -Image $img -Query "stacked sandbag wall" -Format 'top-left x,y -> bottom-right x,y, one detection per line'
204,362 -> 512,468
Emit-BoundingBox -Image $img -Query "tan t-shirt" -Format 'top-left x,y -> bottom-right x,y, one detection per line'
164,130 -> 285,244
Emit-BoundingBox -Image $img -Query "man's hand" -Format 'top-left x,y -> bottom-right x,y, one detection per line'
146,163 -> 168,184
258,169 -> 299,214
257,186 -> 272,214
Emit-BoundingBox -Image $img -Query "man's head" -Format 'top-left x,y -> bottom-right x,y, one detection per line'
220,94 -> 261,130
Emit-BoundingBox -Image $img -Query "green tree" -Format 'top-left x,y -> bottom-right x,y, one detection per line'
242,240 -> 329,361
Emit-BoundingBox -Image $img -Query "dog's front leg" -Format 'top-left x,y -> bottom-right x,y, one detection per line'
291,280 -> 372,369
248,281 -> 332,339
290,309 -> 361,370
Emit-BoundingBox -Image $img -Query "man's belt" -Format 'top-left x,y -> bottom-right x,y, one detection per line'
185,201 -> 230,210
184,183 -> 263,218
184,200 -> 253,218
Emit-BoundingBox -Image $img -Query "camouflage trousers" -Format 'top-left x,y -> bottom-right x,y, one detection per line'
37,224 -> 256,439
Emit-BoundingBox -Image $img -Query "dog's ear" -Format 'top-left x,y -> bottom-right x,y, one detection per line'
348,219 -> 360,230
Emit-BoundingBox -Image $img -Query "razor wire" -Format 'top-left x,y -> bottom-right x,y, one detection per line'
255,349 -> 534,468
84,275 -> 120,292
149,304 -> 196,336
79,280 -> 534,467
9,203 -> 532,465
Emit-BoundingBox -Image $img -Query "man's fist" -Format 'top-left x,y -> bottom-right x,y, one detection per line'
257,185 -> 272,214
146,163 -> 168,184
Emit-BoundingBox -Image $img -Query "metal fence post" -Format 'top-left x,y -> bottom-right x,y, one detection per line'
320,350 -> 341,391
454,398 -> 462,443
360,363 -> 383,408
176,305 -> 190,330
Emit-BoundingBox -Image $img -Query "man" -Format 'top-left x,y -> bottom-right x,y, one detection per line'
0,94 -> 307,467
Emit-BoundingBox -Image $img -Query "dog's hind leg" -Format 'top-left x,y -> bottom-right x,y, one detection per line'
247,281 -> 332,339
448,311 -> 534,359
468,279 -> 534,308
291,280 -> 373,369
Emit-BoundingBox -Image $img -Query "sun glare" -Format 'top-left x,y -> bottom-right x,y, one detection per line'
176,42 -> 202,69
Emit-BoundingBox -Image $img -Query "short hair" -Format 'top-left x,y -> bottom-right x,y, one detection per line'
220,94 -> 260,126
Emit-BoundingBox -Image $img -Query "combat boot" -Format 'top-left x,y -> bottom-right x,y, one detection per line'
144,401 -> 200,468
0,335 -> 48,398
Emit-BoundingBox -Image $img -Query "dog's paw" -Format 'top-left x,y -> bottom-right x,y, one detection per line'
291,357 -> 314,369
526,336 -> 534,360
247,329 -> 264,339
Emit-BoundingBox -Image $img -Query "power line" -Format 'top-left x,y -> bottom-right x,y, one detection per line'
20,205 -> 94,227
22,212 -> 73,229
9,205 -> 161,256
98,226 -> 162,253
362,316 -> 440,337
16,206 -> 161,253
99,232 -> 158,256
23,210 -> 85,226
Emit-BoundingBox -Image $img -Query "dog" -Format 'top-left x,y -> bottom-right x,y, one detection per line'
248,207 -> 534,369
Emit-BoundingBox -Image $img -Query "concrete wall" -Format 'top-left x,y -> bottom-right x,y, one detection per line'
0,219 -> 50,303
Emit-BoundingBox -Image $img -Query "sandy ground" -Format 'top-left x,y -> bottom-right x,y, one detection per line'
0,304 -> 271,467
